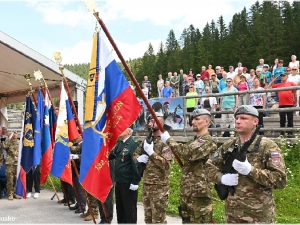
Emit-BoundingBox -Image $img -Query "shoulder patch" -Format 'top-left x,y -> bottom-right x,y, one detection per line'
162,146 -> 173,160
198,139 -> 205,143
270,152 -> 281,167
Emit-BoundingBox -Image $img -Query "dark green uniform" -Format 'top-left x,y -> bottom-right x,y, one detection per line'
109,136 -> 140,223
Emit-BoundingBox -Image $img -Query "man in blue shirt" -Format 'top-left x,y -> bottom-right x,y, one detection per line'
162,81 -> 173,98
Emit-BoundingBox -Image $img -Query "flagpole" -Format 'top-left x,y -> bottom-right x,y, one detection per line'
92,12 -> 163,132
59,68 -> 83,135
92,12 -> 183,168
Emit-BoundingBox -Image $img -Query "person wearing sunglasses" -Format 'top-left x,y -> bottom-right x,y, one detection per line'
219,78 -> 238,137
268,72 -> 296,137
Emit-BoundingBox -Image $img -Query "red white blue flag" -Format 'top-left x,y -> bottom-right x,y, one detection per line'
40,92 -> 53,185
51,82 -> 79,185
79,32 -> 142,202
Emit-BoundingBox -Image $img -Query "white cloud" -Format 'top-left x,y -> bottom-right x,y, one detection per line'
60,39 -> 93,64
99,0 -> 253,29
59,37 -> 163,64
27,1 -> 93,27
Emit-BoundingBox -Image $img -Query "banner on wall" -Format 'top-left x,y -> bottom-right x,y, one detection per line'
134,97 -> 184,131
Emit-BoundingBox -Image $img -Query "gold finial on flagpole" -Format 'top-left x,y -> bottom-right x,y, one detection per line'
53,52 -> 65,78
33,69 -> 48,88
82,0 -> 99,13
24,73 -> 34,95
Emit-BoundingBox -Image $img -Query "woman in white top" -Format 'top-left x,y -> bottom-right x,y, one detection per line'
157,74 -> 164,98
289,55 -> 299,74
288,66 -> 300,115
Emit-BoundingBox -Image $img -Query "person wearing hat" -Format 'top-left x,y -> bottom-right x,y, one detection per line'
262,65 -> 272,84
194,74 -> 204,95
268,72 -> 296,137
159,109 -> 217,223
206,105 -> 287,223
134,112 -> 173,223
1,131 -> 22,200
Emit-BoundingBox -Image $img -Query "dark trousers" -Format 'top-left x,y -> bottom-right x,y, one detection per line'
98,185 -> 115,223
254,106 -> 264,134
26,165 -> 40,193
115,182 -> 138,223
72,165 -> 86,209
62,180 -> 75,201
279,105 -> 293,135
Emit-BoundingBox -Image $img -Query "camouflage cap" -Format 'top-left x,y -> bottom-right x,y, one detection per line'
191,109 -> 211,120
234,105 -> 259,118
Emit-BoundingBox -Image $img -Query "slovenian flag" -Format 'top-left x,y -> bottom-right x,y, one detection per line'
51,82 -> 79,185
79,32 -> 142,202
16,96 -> 36,198
40,92 -> 53,185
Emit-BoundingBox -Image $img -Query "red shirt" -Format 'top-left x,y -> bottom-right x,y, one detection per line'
272,82 -> 296,106
200,71 -> 209,81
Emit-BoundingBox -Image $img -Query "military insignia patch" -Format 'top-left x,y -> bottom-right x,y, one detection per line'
162,147 -> 172,160
271,152 -> 281,167
198,139 -> 205,143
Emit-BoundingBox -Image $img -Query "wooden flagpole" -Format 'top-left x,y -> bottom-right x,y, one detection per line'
92,12 -> 183,168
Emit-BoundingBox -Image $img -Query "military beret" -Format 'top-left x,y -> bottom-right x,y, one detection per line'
191,109 -> 211,120
234,105 -> 259,118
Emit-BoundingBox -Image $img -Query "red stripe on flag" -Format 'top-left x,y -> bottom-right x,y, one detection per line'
40,146 -> 53,185
81,145 -> 112,202
60,159 -> 73,185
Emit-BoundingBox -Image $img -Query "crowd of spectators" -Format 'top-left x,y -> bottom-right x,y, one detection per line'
136,55 -> 299,137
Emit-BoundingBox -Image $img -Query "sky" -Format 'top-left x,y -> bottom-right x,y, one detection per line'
0,0 -> 264,65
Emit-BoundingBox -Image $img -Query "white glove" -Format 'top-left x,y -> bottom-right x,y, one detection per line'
143,140 -> 154,156
129,184 -> 138,191
160,131 -> 170,144
221,174 -> 239,186
232,158 -> 252,175
137,154 -> 149,163
70,154 -> 79,160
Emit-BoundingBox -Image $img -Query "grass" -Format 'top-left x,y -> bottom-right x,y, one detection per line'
42,137 -> 300,223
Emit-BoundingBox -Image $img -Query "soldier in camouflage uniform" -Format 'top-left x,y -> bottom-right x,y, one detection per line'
80,192 -> 99,221
160,109 -> 217,223
206,105 -> 287,223
134,112 -> 173,223
1,131 -> 21,200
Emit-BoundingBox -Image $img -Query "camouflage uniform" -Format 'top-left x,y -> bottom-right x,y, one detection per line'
87,192 -> 99,216
206,136 -> 287,223
134,136 -> 173,223
2,139 -> 20,198
167,132 -> 217,223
